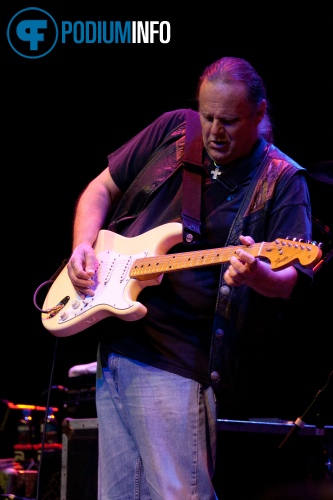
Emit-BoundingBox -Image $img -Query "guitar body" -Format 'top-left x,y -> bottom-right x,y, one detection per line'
41,222 -> 321,338
41,222 -> 184,337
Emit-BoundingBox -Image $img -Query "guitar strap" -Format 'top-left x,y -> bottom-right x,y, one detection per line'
182,109 -> 240,244
182,109 -> 205,244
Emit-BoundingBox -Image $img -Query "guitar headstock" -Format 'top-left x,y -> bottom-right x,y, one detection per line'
262,238 -> 323,270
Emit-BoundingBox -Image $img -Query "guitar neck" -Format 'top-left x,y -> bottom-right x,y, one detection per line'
129,238 -> 322,281
130,242 -> 264,280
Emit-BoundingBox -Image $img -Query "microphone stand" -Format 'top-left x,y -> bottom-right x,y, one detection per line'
278,370 -> 333,450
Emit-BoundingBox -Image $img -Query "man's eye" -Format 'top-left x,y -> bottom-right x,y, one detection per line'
224,119 -> 238,126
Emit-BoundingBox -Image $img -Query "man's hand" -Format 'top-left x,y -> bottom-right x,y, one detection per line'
67,243 -> 98,298
223,235 -> 299,298
223,235 -> 260,287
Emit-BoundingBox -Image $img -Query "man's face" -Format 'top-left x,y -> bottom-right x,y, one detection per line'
198,80 -> 265,165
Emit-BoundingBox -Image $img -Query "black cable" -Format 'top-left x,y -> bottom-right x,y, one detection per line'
34,338 -> 59,500
32,259 -> 68,313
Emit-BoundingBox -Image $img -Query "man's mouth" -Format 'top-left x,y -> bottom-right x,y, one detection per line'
210,141 -> 228,151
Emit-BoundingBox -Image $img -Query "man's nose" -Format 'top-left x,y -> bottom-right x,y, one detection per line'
211,119 -> 224,135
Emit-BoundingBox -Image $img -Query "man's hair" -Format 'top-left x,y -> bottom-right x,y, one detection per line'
196,56 -> 274,142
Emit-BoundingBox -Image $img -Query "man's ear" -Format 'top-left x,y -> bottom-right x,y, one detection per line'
256,99 -> 266,124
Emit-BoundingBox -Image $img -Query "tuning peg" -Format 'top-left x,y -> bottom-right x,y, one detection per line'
308,241 -> 324,249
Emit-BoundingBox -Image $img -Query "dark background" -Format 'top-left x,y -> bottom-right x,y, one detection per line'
1,2 -> 332,423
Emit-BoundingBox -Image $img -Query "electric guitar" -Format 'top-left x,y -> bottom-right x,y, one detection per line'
41,222 -> 322,337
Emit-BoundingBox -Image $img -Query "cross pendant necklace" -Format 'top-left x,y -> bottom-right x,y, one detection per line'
211,162 -> 222,180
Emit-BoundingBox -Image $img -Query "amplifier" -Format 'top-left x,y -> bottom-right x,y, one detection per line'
61,418 -> 98,500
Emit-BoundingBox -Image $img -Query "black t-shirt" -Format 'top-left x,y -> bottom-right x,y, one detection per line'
99,109 -> 312,389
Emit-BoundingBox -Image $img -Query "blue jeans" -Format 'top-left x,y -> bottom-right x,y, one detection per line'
96,353 -> 218,500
